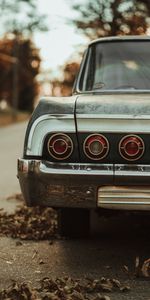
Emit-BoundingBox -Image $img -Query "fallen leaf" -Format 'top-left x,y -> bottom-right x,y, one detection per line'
32,250 -> 38,260
141,258 -> 150,277
120,285 -> 130,292
39,259 -> 45,265
94,295 -> 111,300
6,260 -> 13,265
123,265 -> 129,274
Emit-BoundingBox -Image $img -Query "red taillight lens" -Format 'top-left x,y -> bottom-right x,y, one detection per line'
53,139 -> 67,154
119,135 -> 144,161
47,133 -> 73,160
84,134 -> 109,160
125,141 -> 139,156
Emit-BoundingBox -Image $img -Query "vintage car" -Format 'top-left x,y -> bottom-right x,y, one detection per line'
18,35 -> 150,237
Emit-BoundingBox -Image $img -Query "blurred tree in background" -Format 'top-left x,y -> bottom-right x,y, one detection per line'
72,0 -> 150,39
0,36 -> 40,112
0,0 -> 47,112
52,62 -> 80,96
0,0 -> 47,34
58,0 -> 150,97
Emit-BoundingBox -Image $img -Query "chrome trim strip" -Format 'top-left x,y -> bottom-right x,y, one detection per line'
74,90 -> 150,95
18,159 -> 113,175
74,48 -> 89,94
89,36 -> 150,45
115,164 -> 150,177
76,114 -> 150,120
115,164 -> 150,171
40,162 -> 113,176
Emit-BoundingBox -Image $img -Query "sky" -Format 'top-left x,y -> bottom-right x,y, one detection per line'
34,0 -> 88,72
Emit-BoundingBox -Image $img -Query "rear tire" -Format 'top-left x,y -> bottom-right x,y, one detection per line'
58,208 -> 90,238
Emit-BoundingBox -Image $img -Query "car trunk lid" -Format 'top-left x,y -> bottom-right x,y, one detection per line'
75,93 -> 150,133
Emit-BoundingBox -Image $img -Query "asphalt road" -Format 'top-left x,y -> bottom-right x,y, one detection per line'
0,122 -> 150,299
0,121 -> 27,210
0,216 -> 150,300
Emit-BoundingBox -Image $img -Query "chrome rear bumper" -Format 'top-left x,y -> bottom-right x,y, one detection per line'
18,159 -> 150,210
17,159 -> 113,208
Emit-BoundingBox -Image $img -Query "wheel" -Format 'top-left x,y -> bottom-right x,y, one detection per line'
57,208 -> 90,238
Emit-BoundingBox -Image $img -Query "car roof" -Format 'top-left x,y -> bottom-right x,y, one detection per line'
89,35 -> 150,46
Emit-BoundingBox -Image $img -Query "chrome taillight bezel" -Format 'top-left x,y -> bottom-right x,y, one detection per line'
47,133 -> 73,160
83,133 -> 109,160
119,134 -> 145,161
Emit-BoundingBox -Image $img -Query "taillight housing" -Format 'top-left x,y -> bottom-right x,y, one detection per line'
47,133 -> 73,160
119,135 -> 145,161
83,134 -> 109,160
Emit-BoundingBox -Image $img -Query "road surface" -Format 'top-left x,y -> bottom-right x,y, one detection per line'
0,121 -> 27,210
0,217 -> 150,300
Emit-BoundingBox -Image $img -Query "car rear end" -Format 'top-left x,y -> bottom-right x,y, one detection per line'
18,93 -> 150,211
18,36 -> 150,212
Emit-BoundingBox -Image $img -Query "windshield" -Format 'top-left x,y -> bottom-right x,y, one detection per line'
79,41 -> 150,91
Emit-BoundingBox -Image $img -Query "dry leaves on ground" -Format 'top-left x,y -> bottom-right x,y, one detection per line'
0,205 -> 57,240
0,276 -> 130,300
135,256 -> 150,278
123,256 -> 150,278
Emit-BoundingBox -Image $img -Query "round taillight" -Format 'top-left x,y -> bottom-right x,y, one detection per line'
47,133 -> 73,160
83,134 -> 109,160
119,135 -> 145,161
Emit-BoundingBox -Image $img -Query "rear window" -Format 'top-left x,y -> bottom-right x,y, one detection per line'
79,41 -> 150,91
